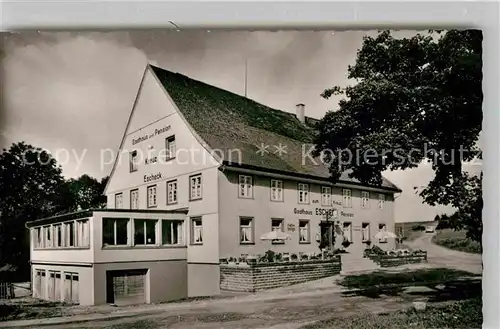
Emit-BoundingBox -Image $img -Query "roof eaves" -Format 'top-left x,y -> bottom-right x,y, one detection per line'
221,161 -> 402,193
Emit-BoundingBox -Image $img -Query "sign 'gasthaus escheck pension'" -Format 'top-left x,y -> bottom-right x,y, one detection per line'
132,125 -> 172,146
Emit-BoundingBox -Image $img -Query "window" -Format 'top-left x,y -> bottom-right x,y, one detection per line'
64,221 -> 75,247
342,189 -> 352,207
34,269 -> 43,298
190,174 -> 202,200
64,273 -> 79,303
240,217 -> 253,244
34,227 -> 42,248
378,194 -> 386,209
362,223 -> 370,242
54,224 -> 63,247
238,175 -> 253,198
191,217 -> 203,244
321,186 -> 332,206
167,180 -> 178,204
102,218 -> 129,246
129,150 -> 138,172
270,179 -> 283,201
165,135 -> 176,160
271,218 -> 284,244
361,191 -> 370,209
162,220 -> 184,245
343,222 -> 352,242
147,185 -> 157,208
378,224 -> 387,243
130,189 -> 139,209
134,219 -> 157,245
299,220 -> 310,243
44,226 -> 52,248
76,219 -> 90,247
298,183 -> 309,204
115,193 -> 123,209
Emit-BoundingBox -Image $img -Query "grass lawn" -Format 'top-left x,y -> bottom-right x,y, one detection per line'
0,299 -> 67,321
338,268 -> 478,290
432,229 -> 482,254
301,297 -> 482,329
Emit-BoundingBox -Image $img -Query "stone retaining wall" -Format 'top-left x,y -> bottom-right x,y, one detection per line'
368,252 -> 427,268
220,258 -> 342,292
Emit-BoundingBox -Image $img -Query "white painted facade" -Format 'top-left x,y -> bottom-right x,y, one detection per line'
27,65 -> 400,305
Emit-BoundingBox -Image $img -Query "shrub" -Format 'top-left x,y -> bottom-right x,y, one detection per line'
371,245 -> 385,255
363,248 -> 373,258
364,240 -> 372,247
412,225 -> 426,231
290,253 -> 298,261
436,220 -> 451,230
264,250 -> 276,263
301,253 -> 309,261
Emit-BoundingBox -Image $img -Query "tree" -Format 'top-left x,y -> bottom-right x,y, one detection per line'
434,214 -> 441,222
313,30 -> 482,244
0,142 -> 109,280
63,174 -> 109,212
0,142 -> 66,280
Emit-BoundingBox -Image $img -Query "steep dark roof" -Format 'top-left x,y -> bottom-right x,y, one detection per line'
150,65 -> 401,193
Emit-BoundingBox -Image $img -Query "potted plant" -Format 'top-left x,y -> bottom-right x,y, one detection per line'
274,253 -> 283,262
290,253 -> 298,261
228,257 -> 237,265
300,253 -> 309,261
264,250 -> 276,263
341,239 -> 352,249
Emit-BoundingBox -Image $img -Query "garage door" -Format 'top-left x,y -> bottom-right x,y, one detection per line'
106,269 -> 147,305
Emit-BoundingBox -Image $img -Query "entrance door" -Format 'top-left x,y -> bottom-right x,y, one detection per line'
319,222 -> 334,250
106,269 -> 147,305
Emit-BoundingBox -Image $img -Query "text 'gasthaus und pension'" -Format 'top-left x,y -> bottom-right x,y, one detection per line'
132,125 -> 172,146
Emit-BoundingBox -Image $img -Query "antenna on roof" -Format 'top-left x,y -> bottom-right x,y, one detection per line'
244,59 -> 248,98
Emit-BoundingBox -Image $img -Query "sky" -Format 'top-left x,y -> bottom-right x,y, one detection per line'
0,30 -> 482,222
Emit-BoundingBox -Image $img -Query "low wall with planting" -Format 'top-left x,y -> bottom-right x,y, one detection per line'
367,251 -> 427,268
220,258 -> 342,292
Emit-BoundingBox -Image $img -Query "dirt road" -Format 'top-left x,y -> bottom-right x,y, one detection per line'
10,293 -> 412,329
406,233 -> 482,275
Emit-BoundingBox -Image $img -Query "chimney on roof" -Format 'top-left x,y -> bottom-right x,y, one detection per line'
296,103 -> 305,123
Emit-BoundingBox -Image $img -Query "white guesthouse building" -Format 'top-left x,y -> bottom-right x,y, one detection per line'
26,64 -> 401,305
